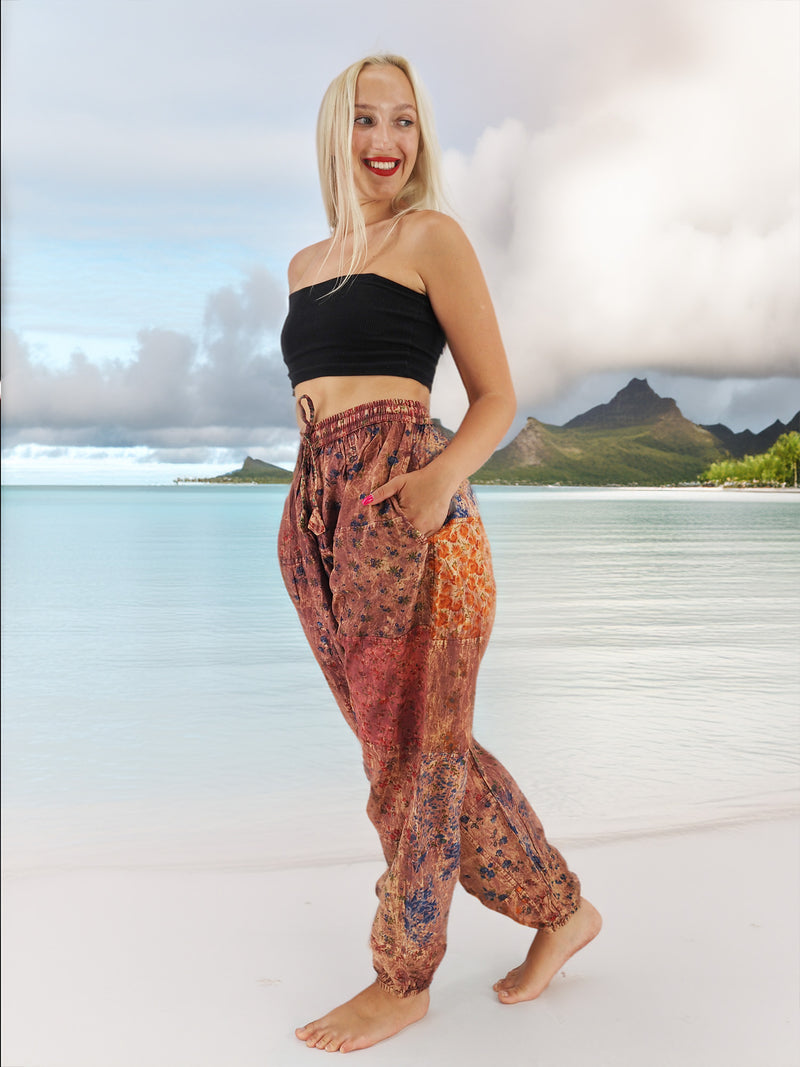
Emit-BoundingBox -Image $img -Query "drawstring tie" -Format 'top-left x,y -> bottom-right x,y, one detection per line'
297,395 -> 326,537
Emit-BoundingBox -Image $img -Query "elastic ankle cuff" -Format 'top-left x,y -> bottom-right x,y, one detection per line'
375,973 -> 431,998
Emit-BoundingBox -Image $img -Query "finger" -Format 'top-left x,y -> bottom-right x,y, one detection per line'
362,477 -> 403,507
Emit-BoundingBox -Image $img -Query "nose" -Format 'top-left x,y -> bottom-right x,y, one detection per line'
370,120 -> 393,150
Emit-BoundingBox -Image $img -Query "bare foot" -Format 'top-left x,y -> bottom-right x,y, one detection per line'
493,897 -> 602,1004
295,981 -> 429,1053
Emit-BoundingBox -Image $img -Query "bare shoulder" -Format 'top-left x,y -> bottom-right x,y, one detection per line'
402,211 -> 483,292
287,239 -> 330,291
403,210 -> 471,257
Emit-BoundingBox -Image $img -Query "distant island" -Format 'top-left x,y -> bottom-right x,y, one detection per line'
178,378 -> 800,487
175,456 -> 293,484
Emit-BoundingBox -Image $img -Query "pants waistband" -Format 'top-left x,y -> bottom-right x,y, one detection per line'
297,396 -> 432,447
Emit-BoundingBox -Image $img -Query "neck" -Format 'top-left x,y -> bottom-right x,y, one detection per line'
358,197 -> 399,227
328,202 -> 406,272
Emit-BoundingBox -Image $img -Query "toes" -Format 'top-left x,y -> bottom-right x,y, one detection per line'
307,1026 -> 347,1053
297,1020 -> 338,1049
297,1019 -> 322,1033
298,1025 -> 325,1047
493,967 -> 521,992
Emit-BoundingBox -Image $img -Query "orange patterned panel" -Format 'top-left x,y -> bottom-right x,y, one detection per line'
427,519 -> 496,640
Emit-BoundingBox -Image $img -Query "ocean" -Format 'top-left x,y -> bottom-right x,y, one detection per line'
2,484 -> 798,873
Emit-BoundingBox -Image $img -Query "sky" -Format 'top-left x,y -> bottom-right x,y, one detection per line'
2,0 -> 799,484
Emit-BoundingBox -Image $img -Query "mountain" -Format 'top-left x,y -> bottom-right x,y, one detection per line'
563,377 -> 677,429
701,412 -> 800,459
475,378 -> 726,485
180,380 -> 798,487
177,456 -> 293,484
237,457 -> 293,480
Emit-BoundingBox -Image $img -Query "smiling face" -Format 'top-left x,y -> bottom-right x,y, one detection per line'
351,64 -> 420,211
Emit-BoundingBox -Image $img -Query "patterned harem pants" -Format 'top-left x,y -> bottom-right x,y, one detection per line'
278,397 -> 580,997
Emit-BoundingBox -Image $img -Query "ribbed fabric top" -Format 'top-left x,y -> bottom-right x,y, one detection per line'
281,273 -> 446,390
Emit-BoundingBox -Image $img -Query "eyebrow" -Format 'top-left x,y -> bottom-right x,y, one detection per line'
354,102 -> 417,112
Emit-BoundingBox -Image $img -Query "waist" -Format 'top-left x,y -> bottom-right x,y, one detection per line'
293,376 -> 430,430
297,396 -> 433,448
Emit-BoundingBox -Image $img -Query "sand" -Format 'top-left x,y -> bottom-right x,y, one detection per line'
2,815 -> 798,1067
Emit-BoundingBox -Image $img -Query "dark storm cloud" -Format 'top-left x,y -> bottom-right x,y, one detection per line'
2,268 -> 295,449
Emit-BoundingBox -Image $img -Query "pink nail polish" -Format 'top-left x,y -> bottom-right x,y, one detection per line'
362,494 -> 374,505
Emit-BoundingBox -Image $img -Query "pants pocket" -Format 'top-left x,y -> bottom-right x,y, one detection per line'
385,495 -> 427,541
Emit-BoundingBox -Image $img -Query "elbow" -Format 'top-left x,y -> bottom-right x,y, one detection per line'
497,382 -> 516,433
483,386 -> 516,436
507,384 -> 517,423
503,392 -> 517,436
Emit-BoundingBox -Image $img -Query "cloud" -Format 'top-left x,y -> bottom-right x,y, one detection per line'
435,1 -> 799,429
700,375 -> 800,431
3,0 -> 798,459
2,268 -> 297,454
0,0 -> 714,244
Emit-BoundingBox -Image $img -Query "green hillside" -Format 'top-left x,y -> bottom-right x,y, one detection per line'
474,379 -> 724,485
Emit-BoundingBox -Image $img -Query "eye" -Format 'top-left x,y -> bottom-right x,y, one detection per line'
354,115 -> 373,126
397,118 -> 415,128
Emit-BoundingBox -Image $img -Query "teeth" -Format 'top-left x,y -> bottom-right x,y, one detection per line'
366,160 -> 399,171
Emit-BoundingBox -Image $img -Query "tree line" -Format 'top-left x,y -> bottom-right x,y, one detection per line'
701,431 -> 800,488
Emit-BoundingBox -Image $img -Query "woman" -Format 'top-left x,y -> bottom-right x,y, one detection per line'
278,53 -> 601,1054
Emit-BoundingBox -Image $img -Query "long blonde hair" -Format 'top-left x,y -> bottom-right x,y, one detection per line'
316,54 -> 444,283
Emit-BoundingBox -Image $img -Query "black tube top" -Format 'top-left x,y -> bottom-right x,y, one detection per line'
280,273 -> 446,390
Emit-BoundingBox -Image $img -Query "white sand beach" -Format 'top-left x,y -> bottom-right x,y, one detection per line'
2,815 -> 798,1067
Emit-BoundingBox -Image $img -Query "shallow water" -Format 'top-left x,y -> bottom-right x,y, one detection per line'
2,485 -> 798,871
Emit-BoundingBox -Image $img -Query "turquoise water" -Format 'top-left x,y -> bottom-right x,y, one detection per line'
2,485 -> 799,871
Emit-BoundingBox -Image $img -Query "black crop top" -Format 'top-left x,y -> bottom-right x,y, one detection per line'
280,273 -> 446,390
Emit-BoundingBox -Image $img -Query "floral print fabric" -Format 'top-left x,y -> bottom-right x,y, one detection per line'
278,398 -> 580,996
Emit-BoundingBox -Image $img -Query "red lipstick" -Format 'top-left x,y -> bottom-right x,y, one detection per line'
363,157 -> 401,176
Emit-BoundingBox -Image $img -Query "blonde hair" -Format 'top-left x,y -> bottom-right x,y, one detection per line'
316,54 -> 445,283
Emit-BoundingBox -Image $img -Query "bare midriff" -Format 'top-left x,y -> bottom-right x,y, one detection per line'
293,375 -> 431,429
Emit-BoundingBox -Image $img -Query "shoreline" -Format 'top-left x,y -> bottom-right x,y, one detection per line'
4,787 -> 797,880
4,480 -> 800,492
3,814 -> 798,1067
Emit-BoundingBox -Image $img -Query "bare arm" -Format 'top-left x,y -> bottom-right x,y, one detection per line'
366,212 -> 516,535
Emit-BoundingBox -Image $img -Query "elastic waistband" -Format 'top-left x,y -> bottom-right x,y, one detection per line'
300,397 -> 432,447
